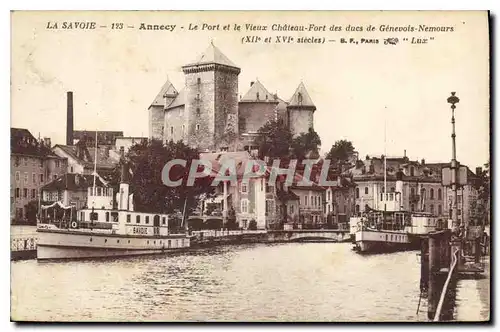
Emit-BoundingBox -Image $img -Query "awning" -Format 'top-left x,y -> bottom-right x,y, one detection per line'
41,201 -> 76,210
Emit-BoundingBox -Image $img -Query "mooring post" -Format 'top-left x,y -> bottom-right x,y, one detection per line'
428,233 -> 439,320
474,236 -> 481,263
420,237 -> 429,294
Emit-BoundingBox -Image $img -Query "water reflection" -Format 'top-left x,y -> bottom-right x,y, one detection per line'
11,243 -> 427,322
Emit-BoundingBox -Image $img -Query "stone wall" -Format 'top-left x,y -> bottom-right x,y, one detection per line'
185,70 -> 216,151
214,69 -> 239,150
148,105 -> 165,140
238,101 -> 277,133
164,105 -> 186,143
288,108 -> 314,136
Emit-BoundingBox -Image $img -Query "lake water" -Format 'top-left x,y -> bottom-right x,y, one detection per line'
11,242 -> 429,322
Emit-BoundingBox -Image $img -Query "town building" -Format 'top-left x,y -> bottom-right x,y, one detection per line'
147,42 -> 317,152
52,137 -> 120,175
348,155 -> 480,226
40,173 -> 109,211
324,176 -> 357,229
11,128 -> 67,223
115,136 -> 148,154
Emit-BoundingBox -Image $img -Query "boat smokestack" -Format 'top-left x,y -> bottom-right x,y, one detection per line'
66,91 -> 74,145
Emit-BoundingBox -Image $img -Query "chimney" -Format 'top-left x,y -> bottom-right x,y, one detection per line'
66,91 -> 74,145
43,137 -> 51,148
120,146 -> 125,158
404,149 -> 406,158
250,81 -> 255,87
421,158 -> 425,165
476,167 -> 483,176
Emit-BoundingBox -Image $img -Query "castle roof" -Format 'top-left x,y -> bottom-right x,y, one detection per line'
165,88 -> 186,110
240,80 -> 278,103
183,42 -> 239,69
288,82 -> 316,110
149,79 -> 178,108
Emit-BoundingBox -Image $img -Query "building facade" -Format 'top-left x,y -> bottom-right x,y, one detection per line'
348,155 -> 480,226
11,128 -> 67,223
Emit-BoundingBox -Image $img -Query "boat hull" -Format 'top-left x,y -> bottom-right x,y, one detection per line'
37,229 -> 190,260
354,229 -> 420,254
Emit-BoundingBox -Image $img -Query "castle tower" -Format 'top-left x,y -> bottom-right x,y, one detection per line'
181,42 -> 241,151
147,79 -> 178,140
287,82 -> 316,137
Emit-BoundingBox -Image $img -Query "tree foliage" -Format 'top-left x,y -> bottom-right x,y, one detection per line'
254,120 -> 322,164
254,120 -> 293,162
325,140 -> 356,169
291,128 -> 322,161
113,139 -> 214,216
470,160 -> 490,227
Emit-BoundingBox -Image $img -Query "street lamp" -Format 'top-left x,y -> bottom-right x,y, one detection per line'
447,92 -> 460,236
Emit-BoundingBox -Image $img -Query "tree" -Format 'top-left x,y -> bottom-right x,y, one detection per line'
113,139 -> 214,220
254,120 -> 293,162
248,219 -> 257,230
325,140 -> 356,170
470,160 -> 490,227
291,128 -> 322,161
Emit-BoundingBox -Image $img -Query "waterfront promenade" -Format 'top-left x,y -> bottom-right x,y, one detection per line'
454,258 -> 490,321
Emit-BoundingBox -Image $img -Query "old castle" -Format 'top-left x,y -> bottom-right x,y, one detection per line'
147,42 -> 317,152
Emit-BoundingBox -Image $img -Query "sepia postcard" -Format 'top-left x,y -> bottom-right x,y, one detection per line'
10,10 -> 490,322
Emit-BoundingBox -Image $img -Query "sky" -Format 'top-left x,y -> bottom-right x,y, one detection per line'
11,11 -> 490,169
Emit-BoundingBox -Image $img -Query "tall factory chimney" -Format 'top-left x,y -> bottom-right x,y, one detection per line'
66,91 -> 74,145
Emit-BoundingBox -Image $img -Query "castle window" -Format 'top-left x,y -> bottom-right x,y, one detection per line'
298,92 -> 303,103
170,126 -> 174,135
197,77 -> 201,85
364,187 -> 368,195
197,94 -> 200,100
256,92 -> 260,100
145,216 -> 150,224
196,108 -> 200,115
127,214 -> 131,223
196,124 -> 200,131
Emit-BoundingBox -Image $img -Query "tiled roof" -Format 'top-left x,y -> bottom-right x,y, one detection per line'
54,144 -> 118,170
288,82 -> 316,109
240,80 -> 278,102
42,173 -> 109,191
165,88 -> 186,110
11,127 -> 59,157
184,43 -> 238,68
150,79 -> 178,107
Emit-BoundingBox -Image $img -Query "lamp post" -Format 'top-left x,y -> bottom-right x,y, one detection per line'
447,92 -> 460,236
